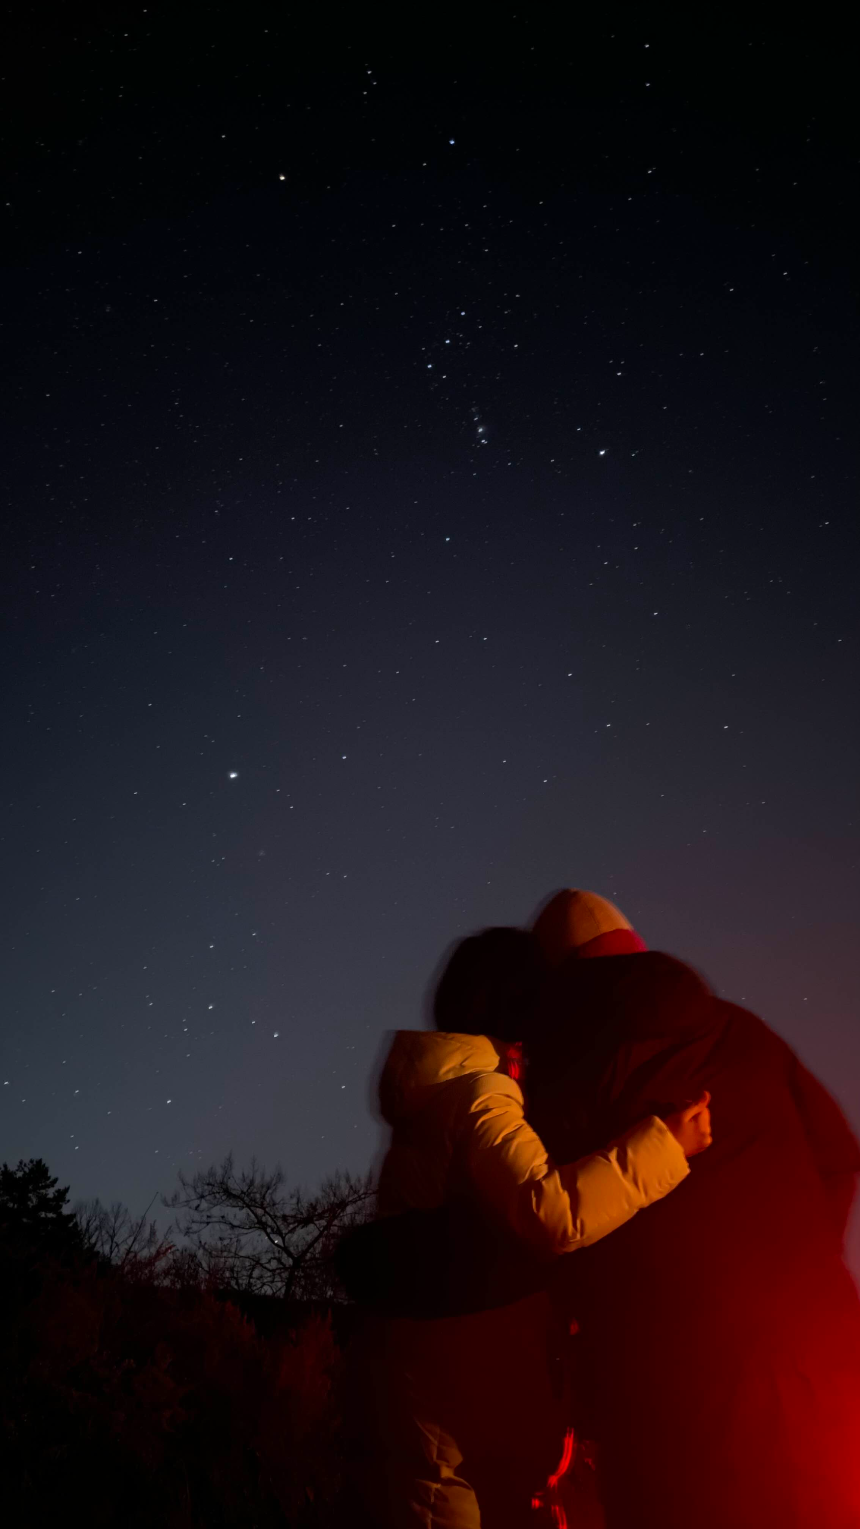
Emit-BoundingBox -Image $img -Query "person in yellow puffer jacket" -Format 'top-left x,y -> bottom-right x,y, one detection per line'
365,925 -> 711,1529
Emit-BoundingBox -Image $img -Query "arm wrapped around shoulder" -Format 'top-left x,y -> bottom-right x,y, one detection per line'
464,1072 -> 689,1258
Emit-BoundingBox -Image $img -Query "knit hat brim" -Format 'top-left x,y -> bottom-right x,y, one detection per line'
533,889 -> 645,966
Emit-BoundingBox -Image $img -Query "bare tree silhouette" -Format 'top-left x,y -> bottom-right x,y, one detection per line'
164,1155 -> 375,1299
74,1193 -> 166,1273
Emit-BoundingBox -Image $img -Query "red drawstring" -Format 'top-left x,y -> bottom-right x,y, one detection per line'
546,1427 -> 575,1491
532,1427 -> 576,1524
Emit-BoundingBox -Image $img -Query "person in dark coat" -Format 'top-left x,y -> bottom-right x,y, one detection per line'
528,889 -> 860,1529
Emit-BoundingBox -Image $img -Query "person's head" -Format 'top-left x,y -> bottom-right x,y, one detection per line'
431,926 -> 544,1043
532,888 -> 647,967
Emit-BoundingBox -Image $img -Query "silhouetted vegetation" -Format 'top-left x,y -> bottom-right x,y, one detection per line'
74,1192 -> 164,1271
166,1155 -> 374,1300
0,1157 -> 87,1301
1,1157 -> 372,1526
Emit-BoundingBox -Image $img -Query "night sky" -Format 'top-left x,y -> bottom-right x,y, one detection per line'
4,16 -> 859,1268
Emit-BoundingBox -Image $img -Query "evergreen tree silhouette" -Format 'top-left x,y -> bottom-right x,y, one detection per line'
0,1158 -> 85,1300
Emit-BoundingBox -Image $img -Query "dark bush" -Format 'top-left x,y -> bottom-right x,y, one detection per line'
0,1157 -> 360,1525
2,1249 -> 348,1526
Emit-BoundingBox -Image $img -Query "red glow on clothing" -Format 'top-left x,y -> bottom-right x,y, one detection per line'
531,1495 -> 569,1528
546,1427 -> 575,1491
532,1428 -> 576,1522
500,1040 -> 524,1081
574,928 -> 647,959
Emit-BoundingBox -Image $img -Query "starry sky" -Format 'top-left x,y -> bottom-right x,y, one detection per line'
3,15 -> 859,1267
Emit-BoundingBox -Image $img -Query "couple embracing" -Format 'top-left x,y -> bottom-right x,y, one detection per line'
346,890 -> 860,1528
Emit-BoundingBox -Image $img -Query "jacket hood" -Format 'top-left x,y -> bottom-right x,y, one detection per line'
378,1030 -> 502,1126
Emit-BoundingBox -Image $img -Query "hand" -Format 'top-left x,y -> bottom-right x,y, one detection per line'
664,1090 -> 712,1157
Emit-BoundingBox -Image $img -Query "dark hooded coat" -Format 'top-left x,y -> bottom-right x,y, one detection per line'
526,951 -> 860,1529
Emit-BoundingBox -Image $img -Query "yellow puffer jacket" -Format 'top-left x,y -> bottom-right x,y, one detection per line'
367,1031 -> 691,1528
377,1029 -> 689,1250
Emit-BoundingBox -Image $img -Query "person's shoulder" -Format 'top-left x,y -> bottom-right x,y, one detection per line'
462,1068 -> 524,1109
712,998 -> 792,1064
714,997 -> 774,1034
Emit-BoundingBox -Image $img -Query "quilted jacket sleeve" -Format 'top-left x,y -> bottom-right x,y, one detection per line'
462,1071 -> 689,1256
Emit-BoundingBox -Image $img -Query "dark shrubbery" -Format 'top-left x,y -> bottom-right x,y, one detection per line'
0,1159 -> 361,1527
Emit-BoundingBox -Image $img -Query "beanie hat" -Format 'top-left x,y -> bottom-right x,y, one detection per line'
532,889 -> 647,967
